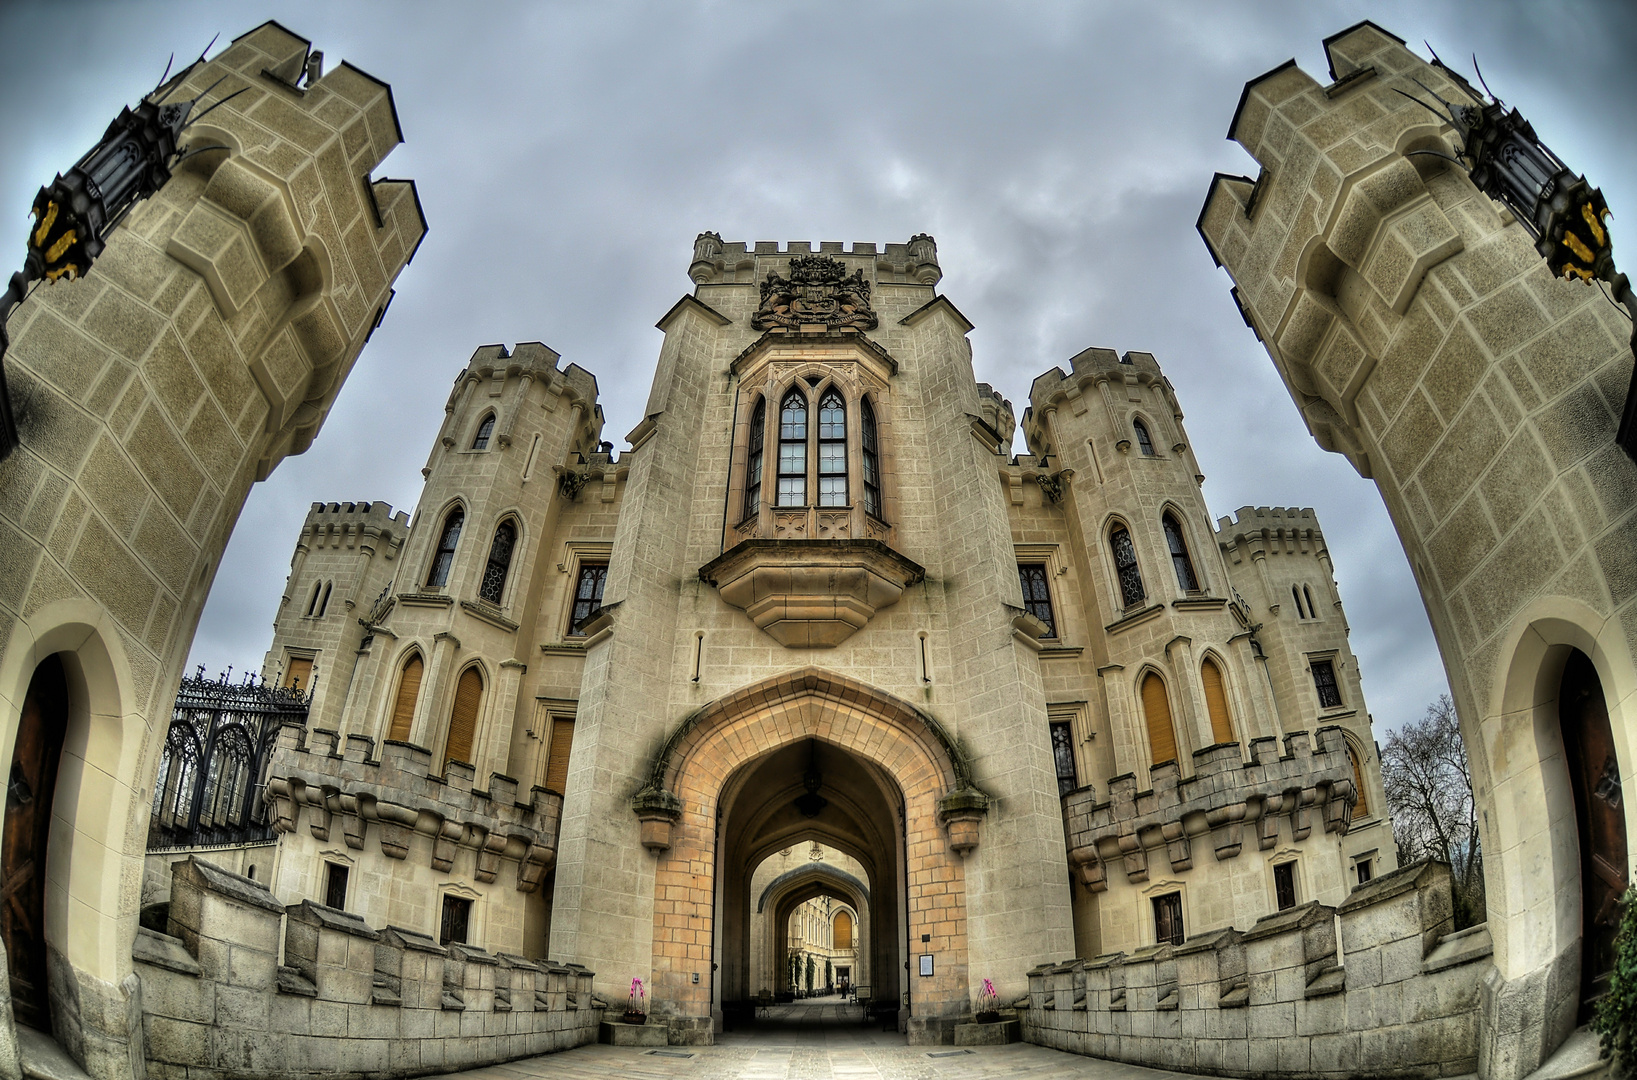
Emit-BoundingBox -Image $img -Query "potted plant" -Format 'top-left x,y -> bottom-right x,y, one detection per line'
975,978 -> 1001,1023
624,976 -> 647,1024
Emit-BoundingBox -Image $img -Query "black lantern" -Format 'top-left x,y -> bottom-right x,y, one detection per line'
0,48 -> 239,462
1401,56 -> 1637,457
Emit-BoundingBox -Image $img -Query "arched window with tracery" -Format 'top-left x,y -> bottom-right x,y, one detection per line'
1110,524 -> 1145,608
744,397 -> 766,520
1163,514 -> 1198,593
1134,418 -> 1156,456
1201,657 -> 1235,745
818,389 -> 847,506
426,507 -> 464,587
152,722 -> 201,830
777,389 -> 807,506
861,398 -> 882,519
479,520 -> 517,604
1141,672 -> 1179,766
200,725 -> 254,829
472,414 -> 496,450
445,667 -> 484,771
387,652 -> 424,742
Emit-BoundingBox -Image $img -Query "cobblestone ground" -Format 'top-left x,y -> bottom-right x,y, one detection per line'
440,996 -> 1203,1080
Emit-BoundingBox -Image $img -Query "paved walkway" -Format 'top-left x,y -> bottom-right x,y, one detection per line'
441,996 -> 1201,1079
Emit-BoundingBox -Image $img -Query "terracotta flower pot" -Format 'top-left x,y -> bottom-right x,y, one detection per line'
623,1011 -> 647,1025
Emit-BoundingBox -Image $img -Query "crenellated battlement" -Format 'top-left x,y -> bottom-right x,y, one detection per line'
1062,728 -> 1356,893
1022,860 -> 1493,1079
136,856 -> 601,1076
265,730 -> 563,894
1214,506 -> 1327,562
686,233 -> 942,286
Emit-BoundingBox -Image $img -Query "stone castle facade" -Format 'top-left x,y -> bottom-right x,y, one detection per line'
8,14 -> 1620,1080
225,223 -> 1395,1059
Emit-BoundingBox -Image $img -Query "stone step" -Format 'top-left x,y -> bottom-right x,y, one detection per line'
1524,1027 -> 1611,1080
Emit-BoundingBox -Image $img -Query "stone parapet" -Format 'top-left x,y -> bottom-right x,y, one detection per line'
137,856 -> 600,1077
1022,861 -> 1491,1078
266,734 -> 562,894
1062,729 -> 1356,890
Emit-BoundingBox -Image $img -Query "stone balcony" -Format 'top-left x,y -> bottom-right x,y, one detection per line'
266,728 -> 562,892
1062,727 -> 1356,890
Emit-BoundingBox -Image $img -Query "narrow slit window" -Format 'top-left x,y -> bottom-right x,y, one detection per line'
315,581 -> 332,618
1274,863 -> 1297,910
1110,525 -> 1145,608
305,580 -> 322,616
427,508 -> 464,588
568,563 -> 608,635
1349,746 -> 1370,818
1152,892 -> 1184,946
777,389 -> 807,507
1293,585 -> 1305,617
1050,720 -> 1077,797
818,389 -> 847,506
1305,584 -> 1318,619
1312,659 -> 1342,709
1018,563 -> 1057,638
1134,419 -> 1156,456
472,414 -> 495,450
744,397 -> 765,521
1163,515 -> 1198,592
478,521 -> 516,604
861,398 -> 882,519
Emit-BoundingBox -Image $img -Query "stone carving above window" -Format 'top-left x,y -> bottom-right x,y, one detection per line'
751,255 -> 878,332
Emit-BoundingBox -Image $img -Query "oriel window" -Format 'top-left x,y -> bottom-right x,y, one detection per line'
744,397 -> 766,520
1110,525 -> 1145,608
1050,720 -> 1077,797
568,563 -> 608,635
861,398 -> 882,520
818,389 -> 847,506
478,521 -> 516,604
427,508 -> 464,588
1312,658 -> 1342,708
777,389 -> 808,506
1163,514 -> 1198,592
1018,564 -> 1057,638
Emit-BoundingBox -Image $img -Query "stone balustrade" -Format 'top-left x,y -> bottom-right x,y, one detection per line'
1063,728 -> 1356,890
266,728 -> 562,892
1022,861 -> 1494,1078
135,856 -> 600,1077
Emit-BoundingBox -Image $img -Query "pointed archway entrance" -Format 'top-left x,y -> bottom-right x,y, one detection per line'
1558,649 -> 1628,1018
630,668 -> 990,1043
2,655 -> 69,1031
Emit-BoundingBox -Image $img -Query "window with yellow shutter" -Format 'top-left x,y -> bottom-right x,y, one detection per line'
283,657 -> 314,693
444,667 -> 484,770
386,654 -> 423,743
543,717 -> 575,795
1201,658 -> 1235,746
1141,672 -> 1178,766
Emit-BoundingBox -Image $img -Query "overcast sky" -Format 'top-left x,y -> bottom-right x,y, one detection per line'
2,1 -> 1633,734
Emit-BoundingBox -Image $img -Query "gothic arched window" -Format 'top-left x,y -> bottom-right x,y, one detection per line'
861,398 -> 882,520
1110,524 -> 1145,608
152,722 -> 201,830
472,414 -> 496,450
426,508 -> 464,588
1201,657 -> 1235,745
818,389 -> 848,506
1141,672 -> 1179,766
1163,514 -> 1199,593
387,653 -> 424,743
1134,418 -> 1156,456
444,667 -> 484,771
315,581 -> 333,618
1305,584 -> 1318,619
1349,745 -> 1370,818
200,726 -> 254,828
777,389 -> 808,506
744,397 -> 766,520
478,520 -> 517,604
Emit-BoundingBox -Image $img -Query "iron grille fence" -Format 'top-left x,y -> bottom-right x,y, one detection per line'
147,667 -> 309,852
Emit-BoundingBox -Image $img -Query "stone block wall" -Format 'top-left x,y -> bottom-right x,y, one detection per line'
135,856 -> 599,1078
1022,861 -> 1494,1079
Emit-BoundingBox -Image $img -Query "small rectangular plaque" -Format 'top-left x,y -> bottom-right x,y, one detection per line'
919,954 -> 934,977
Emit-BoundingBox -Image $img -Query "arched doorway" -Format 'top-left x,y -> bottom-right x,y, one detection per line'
1559,649 -> 1628,1016
3,655 -> 69,1030
634,667 -> 989,1042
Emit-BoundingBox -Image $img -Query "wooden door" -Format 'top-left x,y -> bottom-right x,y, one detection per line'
3,656 -> 68,1031
1559,650 -> 1628,1017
